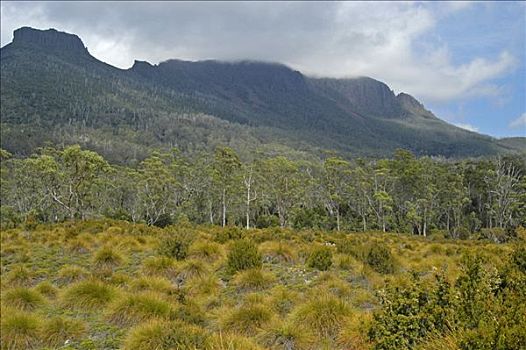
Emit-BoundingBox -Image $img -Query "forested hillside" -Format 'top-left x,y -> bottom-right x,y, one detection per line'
1,27 -> 524,162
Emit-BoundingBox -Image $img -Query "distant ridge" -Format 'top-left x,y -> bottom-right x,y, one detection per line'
1,26 -> 524,161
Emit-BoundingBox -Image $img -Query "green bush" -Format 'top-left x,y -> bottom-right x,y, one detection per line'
226,240 -> 262,274
158,231 -> 196,260
306,246 -> 333,271
366,244 -> 395,274
213,226 -> 245,243
255,214 -> 280,229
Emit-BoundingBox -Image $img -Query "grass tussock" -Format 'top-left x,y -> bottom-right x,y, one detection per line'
106,292 -> 172,326
61,279 -> 117,310
39,316 -> 87,348
0,309 -> 42,350
232,268 -> 276,291
2,287 -> 46,311
292,293 -> 353,339
221,302 -> 274,336
123,320 -> 209,350
0,220 -> 521,349
93,245 -> 126,268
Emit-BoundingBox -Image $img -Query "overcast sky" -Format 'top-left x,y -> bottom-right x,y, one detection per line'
1,1 -> 525,137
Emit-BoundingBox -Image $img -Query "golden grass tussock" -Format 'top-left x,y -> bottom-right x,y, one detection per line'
0,309 -> 42,350
1,220 -> 522,349
2,287 -> 46,311
123,319 -> 209,350
61,279 -> 118,310
220,302 -> 275,336
39,316 -> 87,348
106,292 -> 172,326
291,293 -> 353,340
57,264 -> 90,285
232,268 -> 276,292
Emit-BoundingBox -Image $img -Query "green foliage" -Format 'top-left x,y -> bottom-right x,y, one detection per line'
369,273 -> 455,349
226,240 -> 262,274
306,246 -> 333,271
366,244 -> 395,274
370,248 -> 526,350
158,230 -> 196,260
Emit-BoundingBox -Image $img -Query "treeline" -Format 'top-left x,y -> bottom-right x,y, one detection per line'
1,145 -> 524,239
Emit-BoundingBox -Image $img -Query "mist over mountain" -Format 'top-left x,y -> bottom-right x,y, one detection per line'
1,27 -> 523,162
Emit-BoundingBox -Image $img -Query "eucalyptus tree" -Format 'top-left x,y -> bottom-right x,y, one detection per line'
213,146 -> 242,227
323,157 -> 351,231
137,152 -> 177,226
259,156 -> 301,228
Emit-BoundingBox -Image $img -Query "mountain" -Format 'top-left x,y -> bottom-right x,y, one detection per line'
1,27 -> 523,162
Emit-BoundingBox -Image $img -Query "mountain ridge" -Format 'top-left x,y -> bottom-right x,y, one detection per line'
1,26 -> 523,161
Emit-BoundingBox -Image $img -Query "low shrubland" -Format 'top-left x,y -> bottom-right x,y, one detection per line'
0,219 -> 524,349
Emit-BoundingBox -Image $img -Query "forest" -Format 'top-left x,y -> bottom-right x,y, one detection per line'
1,145 -> 525,239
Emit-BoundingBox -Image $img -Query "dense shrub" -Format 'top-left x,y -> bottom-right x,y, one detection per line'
369,273 -> 455,349
255,214 -> 280,229
306,246 -> 333,271
213,226 -> 245,243
366,244 -> 395,274
226,240 -> 262,274
153,213 -> 173,228
158,231 -> 196,260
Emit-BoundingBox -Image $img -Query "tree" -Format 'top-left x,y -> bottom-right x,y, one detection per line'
243,162 -> 258,229
213,147 -> 241,227
259,156 -> 301,228
323,157 -> 351,231
138,152 -> 177,226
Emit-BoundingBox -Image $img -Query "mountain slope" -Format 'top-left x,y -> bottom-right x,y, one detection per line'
1,27 -> 522,161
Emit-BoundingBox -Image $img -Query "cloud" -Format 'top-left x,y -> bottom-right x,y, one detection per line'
509,113 -> 526,130
0,1 -> 521,103
453,123 -> 480,132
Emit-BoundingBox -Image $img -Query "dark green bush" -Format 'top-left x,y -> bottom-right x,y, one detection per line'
158,231 -> 196,261
366,244 -> 395,274
213,226 -> 245,244
226,240 -> 262,274
306,246 -> 333,271
255,214 -> 280,229
510,244 -> 526,273
153,213 -> 173,228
